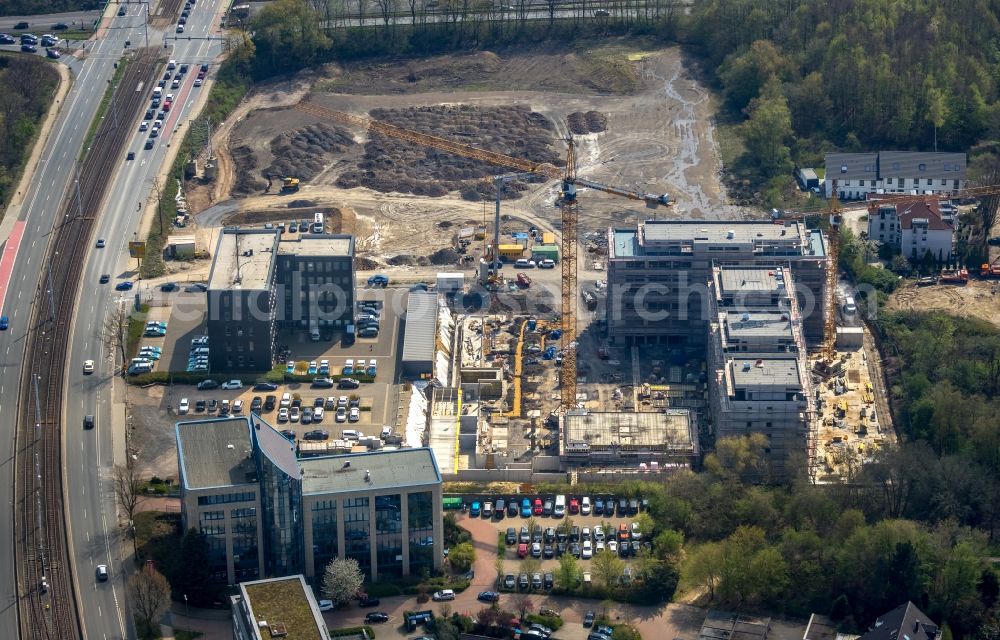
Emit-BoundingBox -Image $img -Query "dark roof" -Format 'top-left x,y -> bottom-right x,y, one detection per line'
826,153 -> 878,181
896,201 -> 952,231
860,602 -> 938,640
879,151 -> 966,180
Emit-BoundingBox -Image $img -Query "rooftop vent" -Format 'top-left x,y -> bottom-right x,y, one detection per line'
365,469 -> 371,482
227,443 -> 235,450
726,230 -> 735,239
741,312 -> 750,322
343,461 -> 351,469
755,359 -> 764,367
269,622 -> 288,637
742,362 -> 751,372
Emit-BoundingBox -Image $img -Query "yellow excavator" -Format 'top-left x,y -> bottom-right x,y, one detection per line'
281,177 -> 300,193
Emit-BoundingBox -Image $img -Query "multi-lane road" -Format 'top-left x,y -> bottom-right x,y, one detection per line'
0,1 -> 225,637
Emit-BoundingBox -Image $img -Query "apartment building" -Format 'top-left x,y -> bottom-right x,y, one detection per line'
177,416 -> 443,585
206,228 -> 355,372
824,151 -> 966,200
868,200 -> 954,262
706,264 -> 814,477
605,220 -> 828,346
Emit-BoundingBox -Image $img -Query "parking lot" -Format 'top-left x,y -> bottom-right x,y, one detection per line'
457,494 -> 653,591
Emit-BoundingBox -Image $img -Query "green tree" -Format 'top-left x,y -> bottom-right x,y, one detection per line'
740,77 -> 793,179
633,513 -> 656,540
611,625 -> 643,640
592,549 -> 625,589
449,542 -> 476,573
683,542 -> 724,601
175,528 -> 212,604
925,81 -> 950,152
718,40 -> 787,111
322,557 -> 364,607
250,0 -> 330,76
652,529 -> 684,561
555,551 -> 582,590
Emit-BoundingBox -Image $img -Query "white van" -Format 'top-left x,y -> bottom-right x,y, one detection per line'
152,87 -> 162,99
554,495 -> 566,518
341,429 -> 362,441
311,212 -> 324,233
844,296 -> 857,314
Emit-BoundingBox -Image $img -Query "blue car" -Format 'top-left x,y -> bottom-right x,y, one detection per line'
115,281 -> 134,291
470,501 -> 481,517
367,274 -> 389,287
521,498 -> 532,518
0,316 -> 7,330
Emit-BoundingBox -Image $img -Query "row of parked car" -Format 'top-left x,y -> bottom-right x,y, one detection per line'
507,521 -> 649,560
471,495 -> 647,520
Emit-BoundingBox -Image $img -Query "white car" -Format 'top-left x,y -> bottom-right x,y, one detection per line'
337,396 -> 348,408
194,78 -> 202,87
139,121 -> 148,131
432,589 -> 456,601
313,407 -> 325,422
83,359 -> 95,374
596,540 -> 605,552
232,399 -> 244,413
593,525 -> 605,542
581,496 -> 592,515
336,407 -> 347,422
318,599 -> 334,612
179,398 -> 189,414
349,407 -> 360,422
289,406 -> 301,422
607,540 -> 618,554
221,380 -> 243,390
631,522 -> 642,540
167,59 -> 176,69
582,540 -> 593,559
280,392 -> 291,409
277,408 -> 289,422
538,259 -> 556,269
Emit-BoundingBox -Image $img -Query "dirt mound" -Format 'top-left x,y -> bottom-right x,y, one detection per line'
567,111 -> 608,134
336,105 -> 559,198
354,256 -> 381,270
387,254 -> 418,266
232,145 -> 265,195
264,123 -> 355,181
429,247 -> 460,265
223,206 -> 343,230
288,199 -> 317,208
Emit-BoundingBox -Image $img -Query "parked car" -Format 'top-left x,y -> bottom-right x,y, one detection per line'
365,612 -> 389,624
432,589 -> 455,601
303,429 -> 328,440
505,528 -> 517,545
358,595 -> 381,607
197,379 -> 219,390
221,380 -> 243,390
503,574 -> 516,590
477,591 -> 500,603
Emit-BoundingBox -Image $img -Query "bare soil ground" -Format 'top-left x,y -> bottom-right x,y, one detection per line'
887,280 -> 1000,328
215,43 -> 752,266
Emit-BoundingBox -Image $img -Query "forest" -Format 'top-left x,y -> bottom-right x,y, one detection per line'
0,54 -> 59,216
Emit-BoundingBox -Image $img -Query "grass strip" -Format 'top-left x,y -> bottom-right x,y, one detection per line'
80,55 -> 127,163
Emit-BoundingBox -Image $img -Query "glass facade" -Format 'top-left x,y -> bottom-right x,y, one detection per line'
199,511 -> 228,582
310,499 -> 338,575
343,497 -> 371,578
407,491 -> 435,576
258,451 -> 303,577
374,495 -> 403,578
231,507 -> 260,581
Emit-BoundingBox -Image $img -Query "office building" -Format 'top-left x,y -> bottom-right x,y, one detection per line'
231,574 -> 331,640
824,150 -> 966,200
606,220 -> 828,346
707,264 -> 814,476
206,228 -> 356,372
177,416 -> 443,585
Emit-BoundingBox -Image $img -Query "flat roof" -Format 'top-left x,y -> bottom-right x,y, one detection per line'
402,292 -> 437,363
563,410 -> 695,451
300,448 -> 441,495
718,267 -> 786,295
208,229 -> 278,291
730,358 -> 801,389
239,575 -> 327,640
176,418 -> 256,490
277,234 -> 354,257
641,220 -> 803,244
723,311 -> 794,340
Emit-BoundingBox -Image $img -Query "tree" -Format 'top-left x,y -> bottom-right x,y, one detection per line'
611,625 -> 643,640
521,557 -> 542,580
322,557 -> 364,607
591,549 -> 625,590
175,528 -> 212,604
925,82 -> 949,152
510,592 -> 534,619
113,454 -> 143,527
633,513 -> 655,540
740,77 -> 793,179
250,0 -> 330,76
555,552 -> 582,590
103,304 -> 129,376
684,542 -> 724,601
652,529 -> 684,561
449,541 -> 476,573
129,564 -> 171,640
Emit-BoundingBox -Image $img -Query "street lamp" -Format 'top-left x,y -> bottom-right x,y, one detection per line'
184,594 -> 190,635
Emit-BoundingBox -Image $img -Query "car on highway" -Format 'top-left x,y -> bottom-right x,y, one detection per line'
95,564 -> 108,581
117,5 -> 126,15
179,16 -> 187,25
176,25 -> 184,32
171,78 -> 180,89
14,22 -> 30,30
364,612 -> 389,624
83,360 -> 95,374
115,281 -> 133,291
52,23 -> 68,30
83,415 -> 95,430
0,316 -> 8,331
99,274 -> 110,284
126,150 -> 135,160
194,78 -> 203,87
144,139 -> 155,150
221,380 -> 243,390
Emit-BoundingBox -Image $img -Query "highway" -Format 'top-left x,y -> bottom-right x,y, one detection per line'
0,0 -> 224,638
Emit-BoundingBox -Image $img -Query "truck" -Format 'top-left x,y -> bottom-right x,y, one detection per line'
939,268 -> 969,284
516,273 -> 531,288
980,260 -> 1000,279
344,324 -> 355,346
281,177 -> 300,193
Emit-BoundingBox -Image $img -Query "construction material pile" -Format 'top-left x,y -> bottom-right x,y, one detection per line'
567,110 -> 608,134
336,105 -> 561,198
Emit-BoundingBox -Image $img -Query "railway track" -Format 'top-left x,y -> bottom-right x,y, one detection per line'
14,49 -> 160,640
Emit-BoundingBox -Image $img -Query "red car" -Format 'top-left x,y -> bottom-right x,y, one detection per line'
569,498 -> 579,514
517,543 -> 528,558
532,498 -> 543,515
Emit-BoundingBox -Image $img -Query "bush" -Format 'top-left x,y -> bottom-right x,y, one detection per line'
448,542 -> 476,573
329,626 -> 376,638
365,583 -> 402,597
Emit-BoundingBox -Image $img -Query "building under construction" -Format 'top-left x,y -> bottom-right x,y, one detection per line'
706,264 -> 814,477
561,409 -> 698,467
605,220 -> 829,346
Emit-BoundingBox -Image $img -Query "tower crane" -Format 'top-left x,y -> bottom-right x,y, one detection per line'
293,101 -> 671,408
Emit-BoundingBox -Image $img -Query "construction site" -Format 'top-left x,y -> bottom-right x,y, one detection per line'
160,43 -> 1000,484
